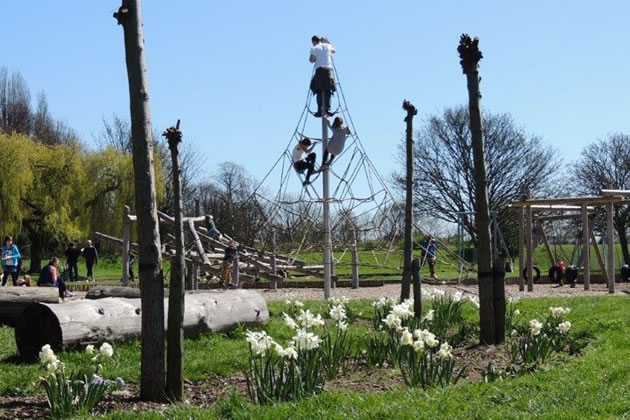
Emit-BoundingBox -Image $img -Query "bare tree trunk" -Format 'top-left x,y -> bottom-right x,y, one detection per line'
114,1 -> 165,401
400,100 -> 417,302
458,34 -> 496,344
164,121 -> 185,401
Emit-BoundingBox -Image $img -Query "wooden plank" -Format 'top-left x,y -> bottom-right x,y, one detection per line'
511,196 -> 627,207
582,204 -> 590,290
537,220 -> 555,267
607,202 -> 615,293
517,207 -> 525,292
188,219 -> 210,266
536,213 -> 593,221
526,205 -> 534,292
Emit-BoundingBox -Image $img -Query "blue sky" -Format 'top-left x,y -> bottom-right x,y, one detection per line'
3,1 -> 629,193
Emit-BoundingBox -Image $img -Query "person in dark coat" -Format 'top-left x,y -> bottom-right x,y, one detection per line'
65,242 -> 82,282
82,239 -> 98,281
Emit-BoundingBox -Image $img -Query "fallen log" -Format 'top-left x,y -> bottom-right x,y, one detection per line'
85,286 -> 169,299
14,289 -> 269,359
0,287 -> 60,326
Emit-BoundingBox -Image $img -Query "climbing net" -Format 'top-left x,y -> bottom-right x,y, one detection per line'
246,61 -> 474,280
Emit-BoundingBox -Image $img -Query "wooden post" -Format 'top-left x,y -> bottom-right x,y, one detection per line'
195,199 -> 201,218
351,230 -> 359,289
458,35 -> 495,344
163,121 -> 185,401
607,202 -> 615,293
185,260 -> 193,291
537,220 -> 555,267
493,257 -> 506,344
191,259 -> 199,291
331,253 -> 336,289
412,258 -> 422,318
582,204 -> 590,290
526,205 -> 534,292
401,100 -> 417,301
232,252 -> 240,287
322,95 -> 332,299
271,229 -> 277,291
589,226 -> 608,282
517,207 -> 525,292
114,0 -> 165,401
122,206 -> 131,286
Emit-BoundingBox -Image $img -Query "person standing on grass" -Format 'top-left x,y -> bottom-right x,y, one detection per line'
1,236 -> 21,286
221,240 -> 238,289
37,257 -> 71,299
64,242 -> 82,282
82,239 -> 98,281
420,236 -> 438,279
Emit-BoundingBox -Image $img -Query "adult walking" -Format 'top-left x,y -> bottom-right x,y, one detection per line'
1,236 -> 21,286
82,239 -> 98,281
64,242 -> 82,282
309,35 -> 336,118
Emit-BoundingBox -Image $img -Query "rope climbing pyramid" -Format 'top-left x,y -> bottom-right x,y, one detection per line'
246,61 -> 474,285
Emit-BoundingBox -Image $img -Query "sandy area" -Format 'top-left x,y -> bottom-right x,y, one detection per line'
259,282 -> 630,302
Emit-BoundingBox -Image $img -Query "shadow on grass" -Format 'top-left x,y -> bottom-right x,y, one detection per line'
1,353 -> 37,365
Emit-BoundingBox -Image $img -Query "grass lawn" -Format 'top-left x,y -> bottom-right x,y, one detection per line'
1,296 -> 630,418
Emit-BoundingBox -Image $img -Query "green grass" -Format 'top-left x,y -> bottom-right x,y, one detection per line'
2,297 -> 630,418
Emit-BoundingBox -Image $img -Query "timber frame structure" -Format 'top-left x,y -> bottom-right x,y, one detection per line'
95,205 -> 342,290
510,190 -> 630,293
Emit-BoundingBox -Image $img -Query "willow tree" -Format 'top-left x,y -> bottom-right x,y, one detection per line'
115,0 -> 165,401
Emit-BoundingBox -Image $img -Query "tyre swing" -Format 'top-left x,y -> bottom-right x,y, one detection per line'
522,265 -> 541,283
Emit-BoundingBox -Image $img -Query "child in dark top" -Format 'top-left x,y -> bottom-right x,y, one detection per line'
221,240 -> 238,289
65,242 -> 82,282
82,240 -> 98,281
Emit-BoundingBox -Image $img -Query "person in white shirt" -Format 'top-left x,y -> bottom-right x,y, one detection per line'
309,35 -> 336,118
292,137 -> 317,186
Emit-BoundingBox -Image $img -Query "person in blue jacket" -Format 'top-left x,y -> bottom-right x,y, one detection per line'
1,236 -> 21,286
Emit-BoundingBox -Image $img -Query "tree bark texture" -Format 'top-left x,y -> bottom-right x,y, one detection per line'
115,0 -> 165,401
164,122 -> 186,401
0,287 -> 59,326
458,34 -> 496,344
14,290 -> 269,360
400,100 -> 417,302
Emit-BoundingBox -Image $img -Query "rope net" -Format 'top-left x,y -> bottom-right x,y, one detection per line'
244,61 -> 475,280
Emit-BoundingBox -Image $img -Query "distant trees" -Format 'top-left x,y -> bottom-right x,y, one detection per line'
572,133 -> 630,264
396,105 -> 560,253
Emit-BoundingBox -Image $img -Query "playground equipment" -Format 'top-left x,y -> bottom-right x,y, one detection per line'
511,190 -> 630,293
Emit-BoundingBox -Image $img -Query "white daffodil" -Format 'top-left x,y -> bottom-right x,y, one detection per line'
400,328 -> 414,346
423,309 -> 434,322
513,309 -> 521,317
297,309 -> 325,329
412,339 -> 425,353
549,307 -> 571,318
85,345 -> 95,354
99,343 -> 114,358
529,319 -> 543,336
292,329 -> 322,351
467,295 -> 480,308
391,301 -> 414,320
383,314 -> 402,331
283,312 -> 299,330
436,342 -> 453,360
337,320 -> 348,331
557,321 -> 572,334
511,329 -> 518,337
452,291 -> 463,302
507,296 -> 521,305
39,344 -> 56,365
329,304 -> 347,322
246,330 -> 275,355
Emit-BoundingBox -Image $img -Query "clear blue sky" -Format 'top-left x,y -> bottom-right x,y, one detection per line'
3,1 -> 629,191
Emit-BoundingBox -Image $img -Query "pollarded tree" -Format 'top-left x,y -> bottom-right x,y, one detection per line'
397,105 -> 560,254
572,133 -> 630,264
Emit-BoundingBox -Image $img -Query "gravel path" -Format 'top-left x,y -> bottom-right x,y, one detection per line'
259,282 -> 630,302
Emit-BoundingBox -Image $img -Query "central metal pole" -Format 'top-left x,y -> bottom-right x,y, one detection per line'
322,94 -> 332,299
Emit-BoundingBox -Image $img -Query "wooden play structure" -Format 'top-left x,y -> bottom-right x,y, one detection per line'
511,190 -> 630,293
94,205 -> 338,290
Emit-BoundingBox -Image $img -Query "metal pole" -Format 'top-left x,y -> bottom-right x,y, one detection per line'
322,95 -> 332,299
607,202 -> 615,293
352,230 -> 359,289
526,205 -> 534,292
518,207 -> 525,291
271,229 -> 278,291
122,205 -> 131,286
232,252 -> 240,288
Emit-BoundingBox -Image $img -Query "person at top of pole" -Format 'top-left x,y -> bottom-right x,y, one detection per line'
309,35 -> 336,118
321,116 -> 352,170
292,137 -> 317,187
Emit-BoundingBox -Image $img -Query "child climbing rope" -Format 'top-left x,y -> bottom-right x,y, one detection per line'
321,116 -> 352,169
292,137 -> 317,186
205,214 -> 224,241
